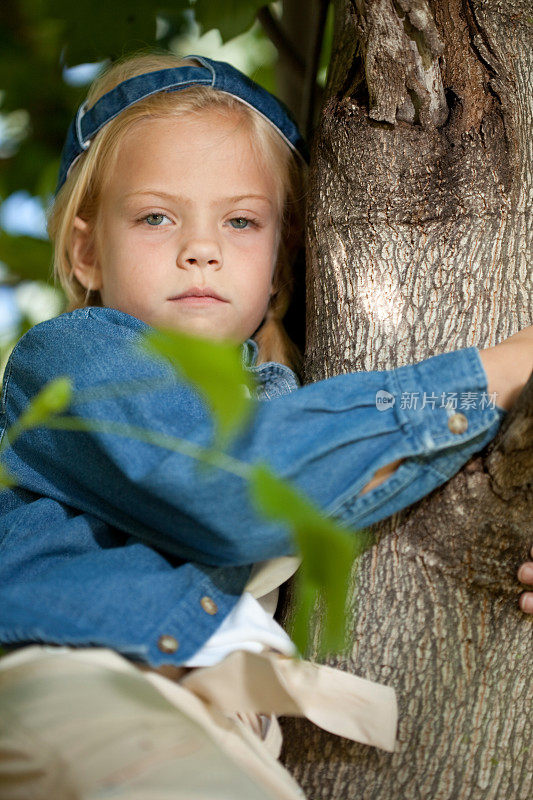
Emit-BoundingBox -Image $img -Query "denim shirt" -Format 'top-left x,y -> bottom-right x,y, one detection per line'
0,307 -> 506,666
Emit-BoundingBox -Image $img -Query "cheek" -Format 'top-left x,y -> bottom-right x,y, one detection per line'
249,278 -> 274,320
232,272 -> 269,319
101,233 -> 156,279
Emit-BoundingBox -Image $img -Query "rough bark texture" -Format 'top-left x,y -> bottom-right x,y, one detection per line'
279,0 -> 533,797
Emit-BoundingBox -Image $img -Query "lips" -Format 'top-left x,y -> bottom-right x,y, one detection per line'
169,287 -> 228,302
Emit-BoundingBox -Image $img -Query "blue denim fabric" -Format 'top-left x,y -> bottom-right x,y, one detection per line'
56,55 -> 309,193
0,307 -> 505,666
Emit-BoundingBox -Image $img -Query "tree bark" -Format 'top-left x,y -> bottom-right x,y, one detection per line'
279,0 -> 533,797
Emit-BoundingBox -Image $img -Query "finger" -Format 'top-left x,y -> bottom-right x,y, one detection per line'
517,561 -> 533,585
518,592 -> 533,614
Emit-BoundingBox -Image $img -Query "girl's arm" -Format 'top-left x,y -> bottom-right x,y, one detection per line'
362,326 -> 533,495
479,328 -> 533,615
479,326 -> 533,411
360,326 -> 533,616
0,307 -> 528,567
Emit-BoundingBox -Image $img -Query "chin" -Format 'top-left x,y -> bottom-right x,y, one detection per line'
171,321 -> 227,341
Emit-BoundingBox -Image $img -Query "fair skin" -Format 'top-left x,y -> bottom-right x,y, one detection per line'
71,111 -> 280,343
69,108 -> 533,613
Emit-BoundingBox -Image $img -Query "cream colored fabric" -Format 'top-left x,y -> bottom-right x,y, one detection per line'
0,645 -> 305,800
245,556 -> 302,602
243,554 -> 398,752
0,555 -> 398,797
180,649 -> 397,752
0,642 -> 397,800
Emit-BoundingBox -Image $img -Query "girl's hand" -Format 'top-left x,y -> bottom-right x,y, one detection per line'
363,334 -> 533,610
480,330 -> 533,613
518,546 -> 533,614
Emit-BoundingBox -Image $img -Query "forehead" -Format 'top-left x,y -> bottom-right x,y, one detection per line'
105,110 -> 279,204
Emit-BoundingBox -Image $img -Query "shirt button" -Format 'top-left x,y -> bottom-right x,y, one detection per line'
157,634 -> 179,654
448,413 -> 468,434
200,596 -> 218,615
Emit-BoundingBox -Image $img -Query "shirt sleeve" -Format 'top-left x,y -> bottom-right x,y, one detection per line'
0,307 -> 505,566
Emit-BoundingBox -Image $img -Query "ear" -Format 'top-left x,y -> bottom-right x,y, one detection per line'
70,216 -> 102,292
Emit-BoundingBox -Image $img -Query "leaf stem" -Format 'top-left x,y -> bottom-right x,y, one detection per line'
71,376 -> 178,406
43,415 -> 252,479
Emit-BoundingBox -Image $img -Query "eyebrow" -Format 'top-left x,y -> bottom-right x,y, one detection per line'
124,190 -> 273,206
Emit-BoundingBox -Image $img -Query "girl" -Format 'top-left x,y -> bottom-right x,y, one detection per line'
0,52 -> 532,799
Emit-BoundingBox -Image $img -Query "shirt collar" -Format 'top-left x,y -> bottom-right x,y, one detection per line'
242,338 -> 259,368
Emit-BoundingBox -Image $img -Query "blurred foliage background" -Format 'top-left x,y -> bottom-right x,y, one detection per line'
0,0 -> 333,376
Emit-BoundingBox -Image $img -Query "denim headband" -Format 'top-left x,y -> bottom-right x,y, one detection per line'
55,53 -> 309,194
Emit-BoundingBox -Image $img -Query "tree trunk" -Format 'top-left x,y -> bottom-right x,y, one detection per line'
279,0 -> 533,797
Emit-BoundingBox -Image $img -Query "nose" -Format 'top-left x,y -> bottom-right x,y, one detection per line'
176,233 -> 222,271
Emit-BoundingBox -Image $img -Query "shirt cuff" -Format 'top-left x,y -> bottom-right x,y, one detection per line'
388,346 -> 505,453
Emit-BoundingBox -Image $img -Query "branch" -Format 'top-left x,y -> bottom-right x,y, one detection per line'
353,0 -> 448,127
256,6 -> 306,80
300,0 -> 329,144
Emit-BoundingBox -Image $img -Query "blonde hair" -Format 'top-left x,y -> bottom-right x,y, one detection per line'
47,52 -> 307,372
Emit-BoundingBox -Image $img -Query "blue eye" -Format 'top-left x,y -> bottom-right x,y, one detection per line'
143,213 -> 171,226
229,217 -> 255,230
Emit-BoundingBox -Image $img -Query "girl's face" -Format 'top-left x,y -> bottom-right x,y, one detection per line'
71,109 -> 281,342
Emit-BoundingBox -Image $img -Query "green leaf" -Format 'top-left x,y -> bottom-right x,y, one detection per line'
0,461 -> 16,490
44,0 -> 174,65
0,232 -> 53,284
193,0 -> 266,43
139,327 -> 256,448
15,377 -> 73,433
249,464 -> 373,656
318,2 -> 334,87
